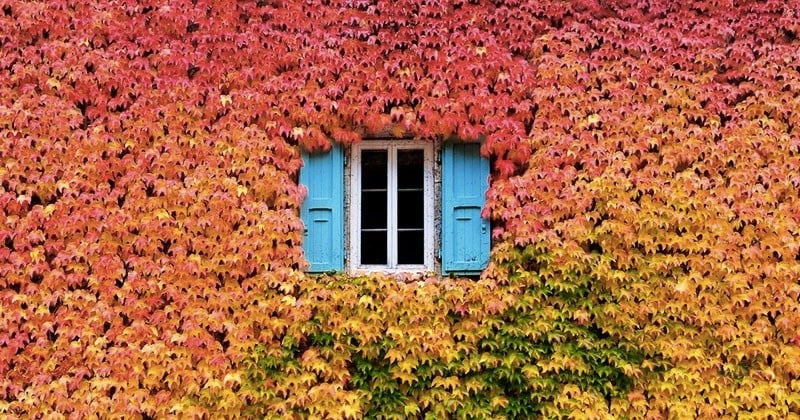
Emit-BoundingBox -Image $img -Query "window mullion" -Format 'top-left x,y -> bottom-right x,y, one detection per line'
388,146 -> 397,268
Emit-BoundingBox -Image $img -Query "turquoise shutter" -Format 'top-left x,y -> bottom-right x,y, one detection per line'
300,144 -> 344,272
441,142 -> 490,274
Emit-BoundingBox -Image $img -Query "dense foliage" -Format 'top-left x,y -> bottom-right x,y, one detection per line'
2,0 -> 800,416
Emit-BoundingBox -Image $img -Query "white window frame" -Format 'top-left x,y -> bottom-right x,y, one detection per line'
348,140 -> 434,274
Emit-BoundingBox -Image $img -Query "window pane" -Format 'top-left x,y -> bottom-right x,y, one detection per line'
397,190 -> 423,229
362,150 -> 387,189
397,150 -> 423,189
361,191 -> 386,229
361,231 -> 387,265
360,149 -> 388,265
397,230 -> 424,265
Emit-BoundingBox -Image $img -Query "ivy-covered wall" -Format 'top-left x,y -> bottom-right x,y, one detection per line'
1,0 -> 799,417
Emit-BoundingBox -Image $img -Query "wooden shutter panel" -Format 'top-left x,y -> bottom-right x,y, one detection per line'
441,142 -> 490,274
300,144 -> 344,272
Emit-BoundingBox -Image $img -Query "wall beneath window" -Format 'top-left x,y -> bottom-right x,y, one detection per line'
343,138 -> 443,275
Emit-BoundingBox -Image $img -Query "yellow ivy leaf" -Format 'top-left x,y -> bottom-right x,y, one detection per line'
491,396 -> 509,409
385,348 -> 403,363
46,77 -> 61,89
397,357 -> 418,373
432,376 -> 460,391
169,403 -> 184,414
30,248 -> 44,264
404,401 -> 420,416
358,295 -> 375,309
223,373 -> 241,388
341,403 -> 361,419
391,370 -> 416,385
155,209 -> 170,220
674,279 -> 689,293
55,180 -> 70,193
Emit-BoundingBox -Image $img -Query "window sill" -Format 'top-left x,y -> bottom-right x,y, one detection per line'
306,268 -> 483,282
350,266 -> 431,275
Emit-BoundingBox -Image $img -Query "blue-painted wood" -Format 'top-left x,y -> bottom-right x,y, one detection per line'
300,144 -> 344,272
441,142 -> 490,274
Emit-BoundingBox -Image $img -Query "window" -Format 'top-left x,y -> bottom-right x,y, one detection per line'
350,140 -> 434,272
300,139 -> 489,275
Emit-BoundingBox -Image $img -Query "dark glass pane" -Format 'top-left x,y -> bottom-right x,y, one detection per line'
361,231 -> 387,265
361,191 -> 386,229
362,150 -> 387,189
361,149 -> 388,266
397,230 -> 424,265
397,190 -> 423,229
397,150 -> 423,189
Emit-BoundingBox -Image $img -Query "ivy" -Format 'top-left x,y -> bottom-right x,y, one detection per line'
2,0 -> 800,417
